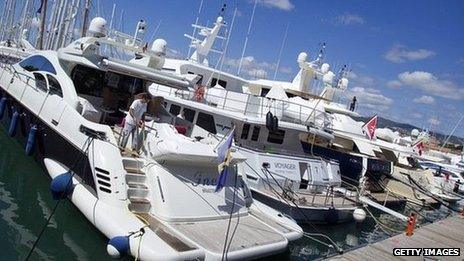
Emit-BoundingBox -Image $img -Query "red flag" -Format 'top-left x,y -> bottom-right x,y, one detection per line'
413,140 -> 424,156
362,115 -> 377,140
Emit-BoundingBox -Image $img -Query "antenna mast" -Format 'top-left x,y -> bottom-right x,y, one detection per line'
273,23 -> 289,80
187,0 -> 205,59
439,114 -> 464,151
219,6 -> 238,71
81,0 -> 91,37
237,0 -> 257,76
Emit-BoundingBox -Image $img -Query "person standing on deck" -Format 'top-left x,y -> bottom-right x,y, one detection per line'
349,96 -> 357,111
120,93 -> 150,151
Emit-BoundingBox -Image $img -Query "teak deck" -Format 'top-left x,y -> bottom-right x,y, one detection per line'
330,215 -> 464,260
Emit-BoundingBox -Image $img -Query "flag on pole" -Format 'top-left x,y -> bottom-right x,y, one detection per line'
37,0 -> 45,13
362,115 -> 377,140
413,140 -> 425,156
215,127 -> 235,192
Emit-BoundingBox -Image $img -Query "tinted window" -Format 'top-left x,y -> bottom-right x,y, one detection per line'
33,73 -> 47,92
19,55 -> 56,74
183,108 -> 196,123
260,88 -> 270,97
47,75 -> 63,97
251,126 -> 260,141
241,124 -> 250,140
267,129 -> 285,144
169,104 -> 181,116
197,112 -> 216,134
210,77 -> 227,88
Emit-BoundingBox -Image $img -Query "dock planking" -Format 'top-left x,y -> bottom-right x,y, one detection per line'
330,215 -> 464,261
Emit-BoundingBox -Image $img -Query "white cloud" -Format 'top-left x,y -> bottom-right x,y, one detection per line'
335,14 -> 365,25
413,95 -> 435,104
347,71 -> 375,87
428,117 -> 440,126
384,44 -> 435,63
396,71 -> 464,100
344,86 -> 393,111
256,0 -> 294,11
386,80 -> 402,88
458,58 -> 464,66
224,56 -> 292,79
279,66 -> 293,74
412,112 -> 423,119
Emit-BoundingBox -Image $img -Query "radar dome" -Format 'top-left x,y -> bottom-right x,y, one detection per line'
152,39 -> 167,56
411,129 -> 419,137
297,52 -> 307,63
323,71 -> 335,85
88,17 -> 107,37
216,16 -> 223,24
321,63 -> 330,74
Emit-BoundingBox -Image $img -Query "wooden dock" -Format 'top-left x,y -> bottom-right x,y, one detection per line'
330,215 -> 464,260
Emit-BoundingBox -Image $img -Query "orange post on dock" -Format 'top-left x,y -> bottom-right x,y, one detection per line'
405,213 -> 416,236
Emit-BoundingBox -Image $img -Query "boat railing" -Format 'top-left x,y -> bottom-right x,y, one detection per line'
151,84 -> 334,130
262,168 -> 358,207
0,62 -> 37,88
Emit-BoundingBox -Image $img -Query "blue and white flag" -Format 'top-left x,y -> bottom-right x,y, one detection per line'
215,127 -> 235,192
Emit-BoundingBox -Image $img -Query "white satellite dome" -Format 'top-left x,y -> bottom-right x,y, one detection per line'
297,52 -> 308,63
323,71 -> 335,85
411,129 -> 419,137
151,39 -> 167,56
339,77 -> 349,89
216,16 -> 223,24
88,17 -> 107,37
320,63 -> 330,74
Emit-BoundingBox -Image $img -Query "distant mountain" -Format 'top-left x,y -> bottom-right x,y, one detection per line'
354,116 -> 464,145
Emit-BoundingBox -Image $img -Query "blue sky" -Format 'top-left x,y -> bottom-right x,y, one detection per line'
94,0 -> 463,137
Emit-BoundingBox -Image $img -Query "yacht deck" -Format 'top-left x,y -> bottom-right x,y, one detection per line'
170,215 -> 286,253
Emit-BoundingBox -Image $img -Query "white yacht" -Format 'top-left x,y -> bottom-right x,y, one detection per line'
246,50 -> 462,205
149,16 -> 360,224
0,18 -> 303,260
154,16 -> 395,196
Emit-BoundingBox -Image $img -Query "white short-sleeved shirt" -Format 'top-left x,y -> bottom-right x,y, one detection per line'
125,99 -> 147,125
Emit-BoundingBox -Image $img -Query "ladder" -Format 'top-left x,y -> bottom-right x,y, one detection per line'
123,158 -> 151,213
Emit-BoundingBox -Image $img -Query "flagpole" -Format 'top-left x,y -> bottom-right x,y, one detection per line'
214,125 -> 235,151
361,114 -> 377,128
36,0 -> 47,49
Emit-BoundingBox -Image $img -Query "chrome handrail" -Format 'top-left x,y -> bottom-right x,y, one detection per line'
263,168 -> 357,207
152,84 -> 334,130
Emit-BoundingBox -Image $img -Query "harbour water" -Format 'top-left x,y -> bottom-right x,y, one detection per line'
0,126 -> 455,261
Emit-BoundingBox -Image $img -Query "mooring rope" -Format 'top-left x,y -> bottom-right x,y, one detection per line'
25,137 -> 94,260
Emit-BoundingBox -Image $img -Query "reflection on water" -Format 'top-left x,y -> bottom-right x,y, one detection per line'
0,126 -> 457,260
0,127 -> 112,260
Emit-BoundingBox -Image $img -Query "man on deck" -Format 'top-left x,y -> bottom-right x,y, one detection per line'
120,93 -> 150,151
349,96 -> 357,111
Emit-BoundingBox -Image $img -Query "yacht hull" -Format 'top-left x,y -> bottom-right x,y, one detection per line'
301,141 -> 393,192
0,89 -> 96,190
251,189 -> 355,224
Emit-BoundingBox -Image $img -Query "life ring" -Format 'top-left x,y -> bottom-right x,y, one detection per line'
193,85 -> 205,102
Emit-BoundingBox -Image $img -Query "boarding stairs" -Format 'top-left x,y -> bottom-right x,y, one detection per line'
123,158 -> 151,213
